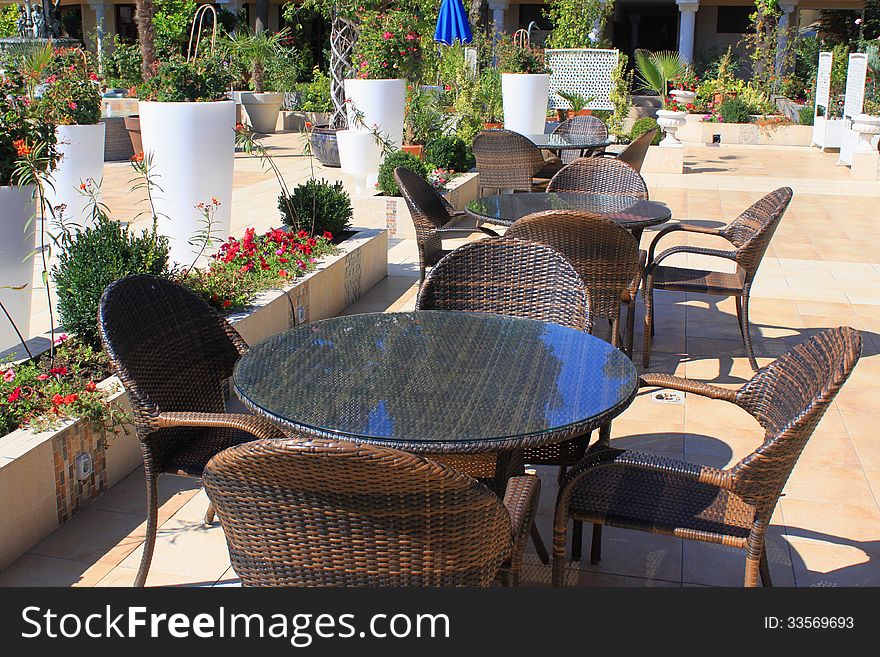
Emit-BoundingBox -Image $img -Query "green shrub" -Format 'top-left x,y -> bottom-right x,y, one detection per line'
377,151 -> 429,197
423,136 -> 475,173
278,178 -> 353,237
719,97 -> 752,124
798,105 -> 814,126
139,53 -> 233,102
630,117 -> 661,145
105,37 -> 142,88
295,68 -> 331,113
53,215 -> 170,348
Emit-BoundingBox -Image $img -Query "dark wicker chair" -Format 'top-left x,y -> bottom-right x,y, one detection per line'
506,210 -> 644,358
394,166 -> 486,285
553,326 -> 862,587
472,129 -> 564,194
552,115 -> 609,163
547,156 -> 649,199
203,437 -> 541,586
614,127 -> 657,172
98,274 -> 286,587
643,187 -> 793,371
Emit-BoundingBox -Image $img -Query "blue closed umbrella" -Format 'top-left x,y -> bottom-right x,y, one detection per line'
434,0 -> 473,45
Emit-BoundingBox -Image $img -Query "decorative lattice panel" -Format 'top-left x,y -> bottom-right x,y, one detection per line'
546,49 -> 619,111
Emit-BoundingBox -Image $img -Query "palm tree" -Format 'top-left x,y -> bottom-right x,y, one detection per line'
136,0 -> 156,80
225,27 -> 288,94
634,49 -> 684,109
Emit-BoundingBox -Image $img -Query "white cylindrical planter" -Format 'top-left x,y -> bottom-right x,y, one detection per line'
240,92 -> 285,133
0,185 -> 36,354
45,123 -> 106,229
337,129 -> 383,195
343,79 -> 406,150
139,101 -> 235,266
501,73 -> 550,135
851,114 -> 880,153
656,110 -> 687,147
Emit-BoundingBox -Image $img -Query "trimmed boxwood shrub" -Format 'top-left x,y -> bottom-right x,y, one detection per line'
798,105 -> 814,126
423,136 -> 475,173
52,215 -> 170,348
630,117 -> 661,145
377,150 -> 429,197
719,98 -> 752,124
278,178 -> 353,237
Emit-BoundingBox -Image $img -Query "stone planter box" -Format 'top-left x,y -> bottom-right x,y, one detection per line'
354,172 -> 480,239
279,111 -> 332,132
0,227 -> 387,571
699,120 -> 813,146
101,117 -> 136,161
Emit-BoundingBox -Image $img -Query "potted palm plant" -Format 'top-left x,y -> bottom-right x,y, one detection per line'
479,69 -> 504,129
496,35 -> 552,135
635,49 -> 686,147
224,27 -> 289,134
402,87 -> 449,159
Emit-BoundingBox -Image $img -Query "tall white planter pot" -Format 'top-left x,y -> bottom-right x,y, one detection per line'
240,92 -> 285,133
139,101 -> 235,265
343,78 -> 406,153
45,123 -> 106,229
337,129 -> 383,195
501,73 -> 550,135
0,185 -> 36,354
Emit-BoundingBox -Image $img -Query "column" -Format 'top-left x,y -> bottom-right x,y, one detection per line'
630,14 -> 641,52
88,1 -> 106,75
676,0 -> 698,66
776,2 -> 798,75
590,0 -> 607,44
488,0 -> 508,35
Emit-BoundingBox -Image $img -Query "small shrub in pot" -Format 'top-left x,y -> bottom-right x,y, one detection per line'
376,151 -> 429,196
278,178 -> 353,237
424,136 -> 475,172
719,97 -> 752,124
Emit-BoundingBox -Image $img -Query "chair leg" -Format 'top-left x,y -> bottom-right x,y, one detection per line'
530,523 -> 550,565
551,515 -> 568,587
741,289 -> 759,371
571,520 -> 583,561
205,501 -> 216,525
625,298 -> 636,358
557,465 -> 567,486
734,295 -> 745,339
135,470 -> 159,588
642,278 -> 654,368
590,524 -> 603,564
759,548 -> 773,587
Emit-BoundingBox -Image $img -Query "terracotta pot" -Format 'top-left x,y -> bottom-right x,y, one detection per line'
574,109 -> 592,116
401,144 -> 424,159
124,114 -> 142,154
483,121 -> 504,130
556,108 -> 569,122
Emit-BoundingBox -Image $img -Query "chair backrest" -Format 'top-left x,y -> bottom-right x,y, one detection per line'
98,274 -> 246,435
203,437 -> 512,586
394,166 -> 451,241
730,326 -> 861,520
547,157 -> 649,198
472,129 -> 545,192
506,210 -> 640,325
616,128 -> 657,173
417,236 -> 592,332
722,187 -> 793,276
552,116 -> 609,164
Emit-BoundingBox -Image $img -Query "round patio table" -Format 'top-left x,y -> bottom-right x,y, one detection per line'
525,133 -> 613,157
233,311 -> 639,455
466,192 -> 672,237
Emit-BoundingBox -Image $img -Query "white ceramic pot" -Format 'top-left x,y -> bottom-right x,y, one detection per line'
0,185 -> 36,354
656,109 -> 688,147
45,123 -> 106,229
337,129 -> 383,195
240,92 -> 285,133
850,114 -> 880,153
501,73 -> 550,135
670,89 -> 696,106
343,78 -> 406,150
139,100 -> 236,266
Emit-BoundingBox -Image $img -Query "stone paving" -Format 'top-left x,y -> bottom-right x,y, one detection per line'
3,133 -> 879,587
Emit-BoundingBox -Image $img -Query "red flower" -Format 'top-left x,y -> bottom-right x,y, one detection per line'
63,394 -> 78,404
130,151 -> 144,163
51,393 -> 64,405
222,300 -> 232,308
37,374 -> 49,381
322,231 -> 333,240
12,139 -> 31,157
85,381 -> 97,392
7,387 -> 21,403
278,269 -> 288,277
304,122 -> 313,128
297,230 -> 309,239
49,366 -> 68,377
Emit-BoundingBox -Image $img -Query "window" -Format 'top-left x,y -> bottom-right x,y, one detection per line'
518,4 -> 552,32
115,4 -> 138,44
61,5 -> 83,42
716,6 -> 752,34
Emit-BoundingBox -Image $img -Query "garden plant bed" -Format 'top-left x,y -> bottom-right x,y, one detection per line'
0,227 -> 387,570
699,119 -> 813,146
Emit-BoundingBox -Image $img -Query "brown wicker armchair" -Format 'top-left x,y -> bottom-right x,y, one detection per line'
394,166 -> 486,285
552,115 -> 609,163
547,157 -> 649,199
203,437 -> 541,586
553,326 -> 862,586
643,187 -> 793,370
506,210 -> 644,358
98,274 -> 286,587
472,129 -> 564,194
614,127 -> 657,173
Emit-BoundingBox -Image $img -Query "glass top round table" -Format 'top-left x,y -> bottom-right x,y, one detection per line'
233,311 -> 639,454
466,192 -> 672,230
524,133 -> 613,153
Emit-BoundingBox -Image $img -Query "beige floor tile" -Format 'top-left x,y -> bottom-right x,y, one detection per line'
569,525 -> 683,582
0,554 -> 116,587
784,463 -> 877,508
95,566 -> 214,587
681,528 -> 794,587
29,508 -> 146,565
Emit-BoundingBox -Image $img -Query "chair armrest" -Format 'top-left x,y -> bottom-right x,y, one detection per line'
157,412 -> 287,440
648,244 -> 738,271
626,249 -> 647,298
639,373 -> 738,402
646,222 -> 729,266
503,474 -> 541,563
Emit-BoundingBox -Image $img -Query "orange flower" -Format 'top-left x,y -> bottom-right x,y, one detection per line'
130,151 -> 144,163
12,139 -> 31,157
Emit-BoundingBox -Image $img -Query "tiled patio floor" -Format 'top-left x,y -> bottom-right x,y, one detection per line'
3,135 -> 879,587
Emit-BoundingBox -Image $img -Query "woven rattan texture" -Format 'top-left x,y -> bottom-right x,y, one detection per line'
547,157 -> 649,198
472,130 -> 562,192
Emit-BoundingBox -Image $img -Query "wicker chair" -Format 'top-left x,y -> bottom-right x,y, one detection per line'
203,437 -> 541,586
553,326 -> 862,586
394,166 -> 486,285
547,157 -> 649,199
506,210 -> 644,358
614,127 -> 657,173
98,274 -> 286,587
643,187 -> 793,371
552,115 -> 609,163
472,129 -> 564,194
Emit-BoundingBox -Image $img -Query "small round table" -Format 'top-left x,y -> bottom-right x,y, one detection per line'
233,311 -> 638,456
525,133 -> 613,157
